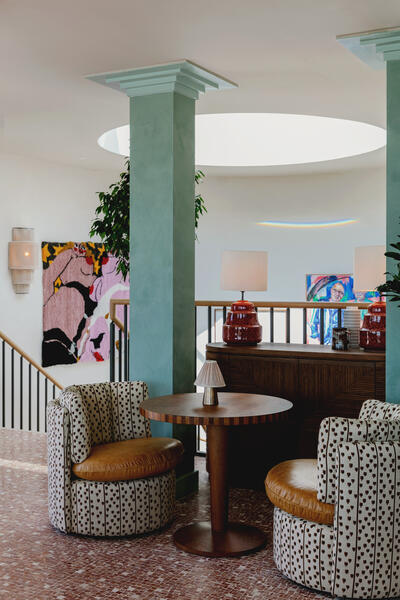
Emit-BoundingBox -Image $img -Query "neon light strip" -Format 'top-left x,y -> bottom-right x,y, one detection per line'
257,219 -> 357,228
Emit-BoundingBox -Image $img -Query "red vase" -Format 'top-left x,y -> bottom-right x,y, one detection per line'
222,300 -> 262,345
359,300 -> 386,351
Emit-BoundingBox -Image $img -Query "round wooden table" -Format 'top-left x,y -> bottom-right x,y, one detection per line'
140,392 -> 292,558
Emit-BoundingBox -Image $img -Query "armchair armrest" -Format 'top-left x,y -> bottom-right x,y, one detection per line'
47,400 -> 72,533
332,441 -> 400,600
317,416 -> 400,503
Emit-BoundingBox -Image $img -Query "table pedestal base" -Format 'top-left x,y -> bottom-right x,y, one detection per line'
173,521 -> 267,557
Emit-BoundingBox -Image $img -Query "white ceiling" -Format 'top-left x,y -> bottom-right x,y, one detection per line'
0,0 -> 397,175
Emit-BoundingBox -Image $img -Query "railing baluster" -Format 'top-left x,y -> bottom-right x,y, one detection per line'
208,306 -> 212,344
37,370 -> 40,432
124,304 -> 128,382
110,321 -> 115,382
52,384 -> 56,399
319,308 -> 325,345
194,306 -> 197,380
118,328 -> 122,382
223,306 -> 227,324
2,340 -> 5,428
20,356 -> 23,430
270,308 -> 274,343
286,308 -> 291,343
45,378 -> 48,432
11,348 -> 14,429
303,308 -> 307,344
28,364 -> 32,431
127,333 -> 130,381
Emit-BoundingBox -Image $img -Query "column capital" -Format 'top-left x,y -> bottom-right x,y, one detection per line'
337,26 -> 400,70
87,60 -> 237,100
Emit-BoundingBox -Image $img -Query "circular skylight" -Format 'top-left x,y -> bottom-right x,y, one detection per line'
98,113 -> 386,167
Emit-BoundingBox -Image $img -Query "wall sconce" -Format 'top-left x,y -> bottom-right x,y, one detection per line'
8,228 -> 38,293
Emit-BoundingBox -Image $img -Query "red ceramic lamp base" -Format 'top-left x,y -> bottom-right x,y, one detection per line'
360,300 -> 386,351
222,300 -> 262,346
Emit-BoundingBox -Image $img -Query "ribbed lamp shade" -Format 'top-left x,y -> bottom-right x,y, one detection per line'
354,246 -> 386,291
221,250 -> 268,291
194,361 -> 226,388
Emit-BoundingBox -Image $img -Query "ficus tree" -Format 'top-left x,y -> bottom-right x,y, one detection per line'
90,160 -> 206,280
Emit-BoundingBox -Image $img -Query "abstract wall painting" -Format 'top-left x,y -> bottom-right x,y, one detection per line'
305,273 -> 379,345
42,242 -> 129,367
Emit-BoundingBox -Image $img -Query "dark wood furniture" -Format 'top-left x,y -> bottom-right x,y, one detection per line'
206,343 -> 385,489
140,392 -> 292,557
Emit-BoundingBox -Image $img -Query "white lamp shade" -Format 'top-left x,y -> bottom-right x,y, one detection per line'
221,250 -> 268,291
194,360 -> 226,388
353,245 -> 386,291
8,241 -> 38,269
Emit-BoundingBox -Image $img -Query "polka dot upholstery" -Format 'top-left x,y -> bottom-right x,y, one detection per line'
272,399 -> 400,599
317,416 -> 400,504
47,381 -> 176,537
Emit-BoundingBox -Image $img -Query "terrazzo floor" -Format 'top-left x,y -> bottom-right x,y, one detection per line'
0,429 -> 328,600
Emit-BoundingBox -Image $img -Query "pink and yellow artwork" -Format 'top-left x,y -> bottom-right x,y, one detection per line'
42,242 -> 129,367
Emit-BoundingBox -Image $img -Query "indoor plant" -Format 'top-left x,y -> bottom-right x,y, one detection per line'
377,232 -> 400,304
90,160 -> 206,279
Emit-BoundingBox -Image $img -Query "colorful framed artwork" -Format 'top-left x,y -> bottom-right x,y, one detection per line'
305,274 -> 379,345
306,274 -> 355,345
42,241 -> 129,367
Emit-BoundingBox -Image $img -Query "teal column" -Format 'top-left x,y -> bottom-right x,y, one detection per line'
87,62 -> 237,493
386,61 -> 400,403
337,28 -> 400,403
129,91 -> 195,434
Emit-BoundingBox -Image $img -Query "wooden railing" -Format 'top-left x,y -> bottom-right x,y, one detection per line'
109,298 -> 370,382
0,329 -> 63,432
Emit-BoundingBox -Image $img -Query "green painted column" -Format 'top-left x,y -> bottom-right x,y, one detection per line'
88,62 -> 236,493
338,28 -> 400,403
386,60 -> 400,403
129,91 -> 195,437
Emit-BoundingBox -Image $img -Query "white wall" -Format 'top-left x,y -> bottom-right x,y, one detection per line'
0,155 -> 386,408
0,154 -> 121,390
195,168 -> 386,303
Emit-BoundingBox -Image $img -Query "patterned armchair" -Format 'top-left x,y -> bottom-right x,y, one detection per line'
265,399 -> 400,599
47,381 -> 183,536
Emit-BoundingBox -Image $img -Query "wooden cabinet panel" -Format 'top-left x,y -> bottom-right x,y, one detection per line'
206,343 -> 385,489
226,356 -> 298,400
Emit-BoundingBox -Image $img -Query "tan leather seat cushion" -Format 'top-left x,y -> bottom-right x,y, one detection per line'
72,437 -> 184,482
265,458 -> 334,525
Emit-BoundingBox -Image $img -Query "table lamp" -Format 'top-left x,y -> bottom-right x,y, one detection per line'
221,250 -> 268,345
354,245 -> 386,351
194,360 -> 226,406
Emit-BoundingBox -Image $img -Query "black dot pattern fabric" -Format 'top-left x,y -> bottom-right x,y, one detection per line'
273,507 -> 334,594
47,382 -> 176,537
273,399 -> 400,599
317,416 -> 400,504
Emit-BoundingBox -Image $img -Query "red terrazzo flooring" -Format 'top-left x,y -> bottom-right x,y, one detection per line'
0,429 -> 328,600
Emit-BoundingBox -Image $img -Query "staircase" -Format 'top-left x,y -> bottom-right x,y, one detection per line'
0,330 -> 63,433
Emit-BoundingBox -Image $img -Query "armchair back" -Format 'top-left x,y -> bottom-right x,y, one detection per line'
59,381 -> 151,463
317,399 -> 400,504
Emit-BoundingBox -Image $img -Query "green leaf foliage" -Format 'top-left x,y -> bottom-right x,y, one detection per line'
376,222 -> 400,307
89,160 -> 206,280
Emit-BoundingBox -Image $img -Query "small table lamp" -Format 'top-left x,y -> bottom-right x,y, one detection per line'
221,250 -> 268,345
354,245 -> 386,351
194,360 -> 226,406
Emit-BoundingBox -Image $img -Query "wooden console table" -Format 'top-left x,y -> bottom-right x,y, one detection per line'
206,342 -> 385,489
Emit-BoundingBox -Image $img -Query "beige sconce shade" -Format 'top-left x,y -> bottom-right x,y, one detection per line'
221,250 -> 268,291
8,228 -> 39,293
353,245 -> 386,291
